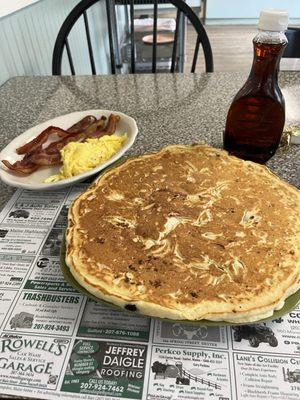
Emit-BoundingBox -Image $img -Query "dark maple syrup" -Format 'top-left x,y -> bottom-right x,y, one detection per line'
224,13 -> 288,163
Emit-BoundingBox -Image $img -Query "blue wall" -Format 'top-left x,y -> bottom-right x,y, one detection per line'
206,0 -> 300,24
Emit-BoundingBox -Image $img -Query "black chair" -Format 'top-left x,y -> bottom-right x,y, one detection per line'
52,0 -> 213,75
283,27 -> 300,58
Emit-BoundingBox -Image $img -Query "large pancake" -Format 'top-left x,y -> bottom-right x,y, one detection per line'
66,144 -> 300,322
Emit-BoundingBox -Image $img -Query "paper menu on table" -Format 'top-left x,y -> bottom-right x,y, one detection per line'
283,86 -> 300,125
282,86 -> 300,144
0,187 -> 299,400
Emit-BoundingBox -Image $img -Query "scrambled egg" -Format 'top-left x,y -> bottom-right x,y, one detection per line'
45,134 -> 127,182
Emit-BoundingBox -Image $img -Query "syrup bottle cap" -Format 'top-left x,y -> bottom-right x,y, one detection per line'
258,9 -> 288,32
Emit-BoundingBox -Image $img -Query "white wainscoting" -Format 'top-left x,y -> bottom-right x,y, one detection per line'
0,0 -> 126,86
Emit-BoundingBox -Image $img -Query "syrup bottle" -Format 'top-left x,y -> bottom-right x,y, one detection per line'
223,9 -> 289,163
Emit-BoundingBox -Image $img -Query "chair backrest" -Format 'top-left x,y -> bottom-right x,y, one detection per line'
52,0 -> 213,75
283,27 -> 300,58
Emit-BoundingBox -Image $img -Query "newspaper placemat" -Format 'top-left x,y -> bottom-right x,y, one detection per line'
0,187 -> 299,400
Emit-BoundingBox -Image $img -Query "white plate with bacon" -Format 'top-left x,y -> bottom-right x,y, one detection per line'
0,110 -> 138,190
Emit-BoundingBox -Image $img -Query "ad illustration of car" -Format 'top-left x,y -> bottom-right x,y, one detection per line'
232,324 -> 278,347
9,312 -> 34,329
283,367 -> 300,383
9,209 -> 30,219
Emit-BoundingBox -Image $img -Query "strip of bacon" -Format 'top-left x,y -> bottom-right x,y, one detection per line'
2,160 -> 40,175
67,115 -> 97,133
101,114 -> 120,134
16,126 -> 71,155
17,116 -> 108,157
39,115 -> 109,156
25,130 -> 92,165
26,151 -> 61,166
82,116 -> 107,136
88,114 -> 119,138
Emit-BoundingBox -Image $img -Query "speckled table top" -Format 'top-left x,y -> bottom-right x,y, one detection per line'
0,72 -> 299,399
0,72 -> 300,207
0,72 -> 299,209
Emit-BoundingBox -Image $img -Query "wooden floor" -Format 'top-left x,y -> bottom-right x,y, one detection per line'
185,24 -> 300,73
134,7 -> 300,73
